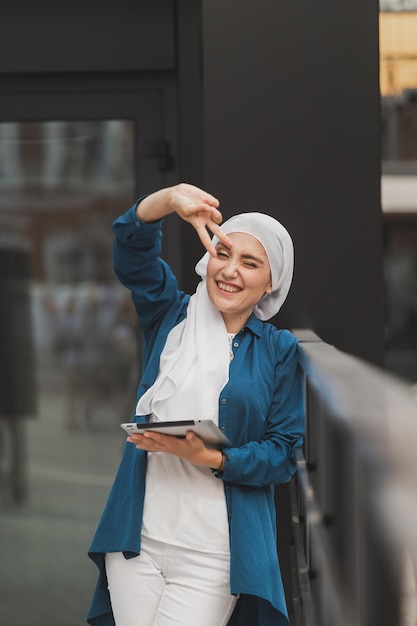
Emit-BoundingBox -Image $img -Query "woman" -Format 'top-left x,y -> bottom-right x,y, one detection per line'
87,183 -> 304,626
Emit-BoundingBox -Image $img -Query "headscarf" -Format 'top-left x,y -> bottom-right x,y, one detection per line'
195,212 -> 294,321
136,212 -> 294,422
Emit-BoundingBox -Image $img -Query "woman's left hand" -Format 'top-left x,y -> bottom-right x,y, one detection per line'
126,431 -> 223,469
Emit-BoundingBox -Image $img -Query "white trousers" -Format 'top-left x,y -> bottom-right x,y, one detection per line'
105,536 -> 238,626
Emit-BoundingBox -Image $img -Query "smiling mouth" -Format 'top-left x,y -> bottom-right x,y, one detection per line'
217,281 -> 242,293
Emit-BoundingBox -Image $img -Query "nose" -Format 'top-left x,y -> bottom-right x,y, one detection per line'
222,258 -> 239,278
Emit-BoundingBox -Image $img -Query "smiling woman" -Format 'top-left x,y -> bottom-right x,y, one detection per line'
196,209 -> 294,325
205,232 -> 272,332
87,183 -> 305,626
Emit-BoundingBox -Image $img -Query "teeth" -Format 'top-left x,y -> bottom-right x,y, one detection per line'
218,282 -> 240,293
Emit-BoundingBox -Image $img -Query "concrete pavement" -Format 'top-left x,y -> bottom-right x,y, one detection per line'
0,380 -> 126,626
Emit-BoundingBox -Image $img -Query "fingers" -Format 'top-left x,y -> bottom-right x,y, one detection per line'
186,205 -> 232,256
208,223 -> 234,250
180,203 -> 221,224
126,431 -> 205,461
201,194 -> 220,211
171,184 -> 220,218
127,431 -> 197,452
170,184 -> 235,255
207,207 -> 222,224
195,221 -> 234,257
127,431 -> 173,452
195,224 -> 218,257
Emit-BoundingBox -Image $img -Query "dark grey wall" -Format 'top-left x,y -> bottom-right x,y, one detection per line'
199,0 -> 383,365
0,1 -> 175,73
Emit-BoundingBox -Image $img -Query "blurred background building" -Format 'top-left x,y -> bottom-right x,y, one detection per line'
380,3 -> 417,381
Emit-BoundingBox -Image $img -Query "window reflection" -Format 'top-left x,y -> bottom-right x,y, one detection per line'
0,119 -> 137,624
0,119 -> 138,423
0,120 -> 134,193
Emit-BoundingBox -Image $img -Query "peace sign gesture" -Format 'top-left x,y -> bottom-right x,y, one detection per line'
136,183 -> 233,256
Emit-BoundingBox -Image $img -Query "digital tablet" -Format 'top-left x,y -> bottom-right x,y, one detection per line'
120,419 -> 231,447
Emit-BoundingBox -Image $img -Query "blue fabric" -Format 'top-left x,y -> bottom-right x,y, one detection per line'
87,203 -> 305,626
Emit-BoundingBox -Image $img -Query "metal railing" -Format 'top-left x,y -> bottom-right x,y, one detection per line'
291,330 -> 417,626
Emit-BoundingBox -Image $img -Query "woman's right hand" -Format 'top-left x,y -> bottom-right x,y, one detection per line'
137,183 -> 233,256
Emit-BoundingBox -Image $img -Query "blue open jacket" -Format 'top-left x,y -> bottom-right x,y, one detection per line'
87,204 -> 305,626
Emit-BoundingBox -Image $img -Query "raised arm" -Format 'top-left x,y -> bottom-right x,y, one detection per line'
137,183 -> 233,256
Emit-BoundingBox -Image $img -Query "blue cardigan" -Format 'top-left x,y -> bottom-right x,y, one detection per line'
87,205 -> 305,626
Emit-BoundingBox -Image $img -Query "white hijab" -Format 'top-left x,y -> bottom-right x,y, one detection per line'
195,212 -> 294,321
136,212 -> 294,421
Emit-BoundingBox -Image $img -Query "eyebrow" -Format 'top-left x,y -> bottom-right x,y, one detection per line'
216,243 -> 265,265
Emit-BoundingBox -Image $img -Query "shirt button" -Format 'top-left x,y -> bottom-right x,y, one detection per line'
233,342 -> 239,348
221,398 -> 227,405
220,426 -> 225,432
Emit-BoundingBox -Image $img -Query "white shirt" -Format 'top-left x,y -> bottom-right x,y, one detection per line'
141,360 -> 230,555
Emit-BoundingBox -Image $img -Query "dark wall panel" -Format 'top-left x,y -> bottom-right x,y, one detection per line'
0,1 -> 175,73
201,0 -> 383,365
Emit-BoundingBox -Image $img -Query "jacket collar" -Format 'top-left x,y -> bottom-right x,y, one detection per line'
242,312 -> 264,337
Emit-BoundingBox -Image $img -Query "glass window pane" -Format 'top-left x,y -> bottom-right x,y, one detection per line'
0,119 -> 138,625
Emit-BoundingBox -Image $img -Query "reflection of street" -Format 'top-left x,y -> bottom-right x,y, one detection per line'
0,280 -> 139,625
33,281 -> 139,430
0,120 -> 134,195
0,373 -> 126,626
0,116 -> 140,625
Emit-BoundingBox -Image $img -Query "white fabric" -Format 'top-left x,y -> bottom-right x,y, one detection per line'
195,212 -> 294,321
135,278 -> 230,559
136,280 -> 230,418
105,537 -> 237,626
141,361 -> 230,554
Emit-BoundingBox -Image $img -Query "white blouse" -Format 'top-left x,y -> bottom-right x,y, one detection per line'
141,356 -> 231,555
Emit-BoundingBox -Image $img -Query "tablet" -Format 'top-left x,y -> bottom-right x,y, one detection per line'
120,419 -> 231,447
